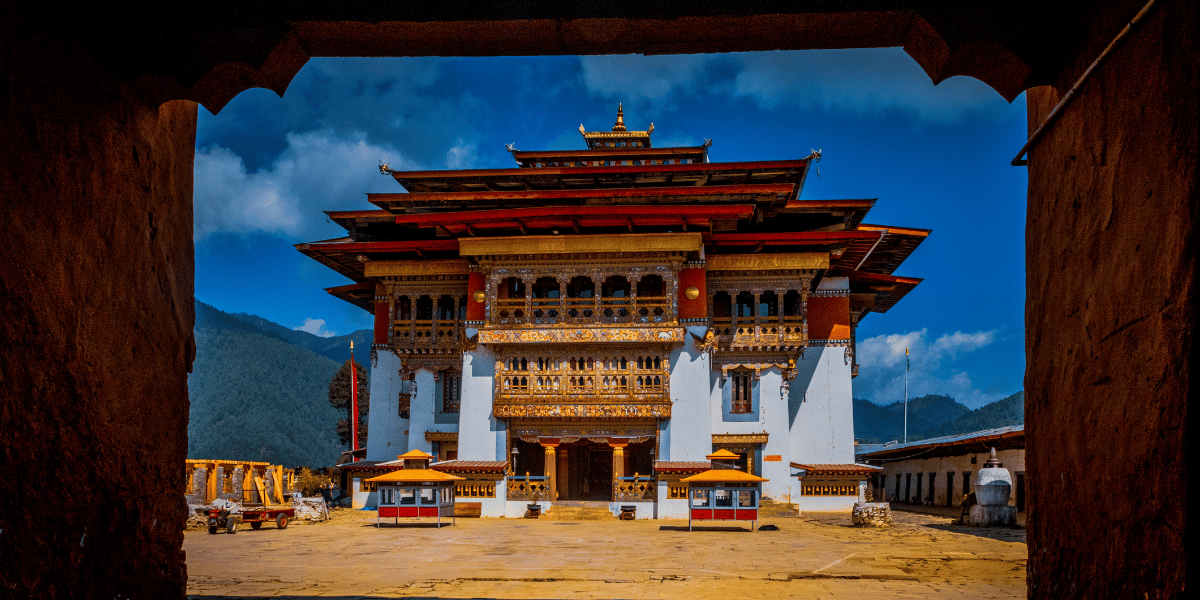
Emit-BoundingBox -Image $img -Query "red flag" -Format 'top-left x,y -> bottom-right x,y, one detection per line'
350,341 -> 359,454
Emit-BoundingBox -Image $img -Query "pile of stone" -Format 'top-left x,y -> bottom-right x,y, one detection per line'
851,502 -> 893,527
291,495 -> 330,522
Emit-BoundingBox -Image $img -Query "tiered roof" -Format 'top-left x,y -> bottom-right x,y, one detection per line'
298,107 -> 927,318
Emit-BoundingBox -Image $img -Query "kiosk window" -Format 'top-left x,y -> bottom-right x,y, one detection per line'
399,489 -> 416,505
379,487 -> 395,506
691,489 -> 710,507
738,490 -> 756,507
420,488 -> 436,505
441,487 -> 452,503
714,489 -> 734,507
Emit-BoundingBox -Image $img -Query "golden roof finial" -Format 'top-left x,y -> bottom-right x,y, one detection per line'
612,103 -> 627,132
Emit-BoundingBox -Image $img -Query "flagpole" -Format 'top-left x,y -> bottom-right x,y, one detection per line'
903,347 -> 909,443
350,341 -> 359,454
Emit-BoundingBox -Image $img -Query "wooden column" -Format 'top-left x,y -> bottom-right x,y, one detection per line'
542,443 -> 558,500
557,448 -> 569,500
610,442 -> 627,481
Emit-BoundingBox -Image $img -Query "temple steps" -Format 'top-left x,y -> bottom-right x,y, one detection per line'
542,501 -> 616,521
758,497 -> 799,518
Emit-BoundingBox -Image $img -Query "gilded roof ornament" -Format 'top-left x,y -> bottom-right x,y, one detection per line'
613,103 -> 627,131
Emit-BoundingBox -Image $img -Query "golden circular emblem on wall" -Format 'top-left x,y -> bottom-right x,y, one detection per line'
473,290 -> 486,303
685,286 -> 700,300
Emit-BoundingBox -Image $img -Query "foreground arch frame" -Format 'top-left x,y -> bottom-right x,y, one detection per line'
1,2 -> 1194,598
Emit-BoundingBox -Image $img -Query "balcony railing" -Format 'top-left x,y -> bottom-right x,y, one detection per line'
506,475 -> 551,501
711,317 -> 806,349
613,475 -> 655,502
391,319 -> 463,349
488,295 -> 674,327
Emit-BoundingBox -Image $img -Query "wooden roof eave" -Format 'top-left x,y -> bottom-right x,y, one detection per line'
369,184 -> 796,211
388,159 -> 812,193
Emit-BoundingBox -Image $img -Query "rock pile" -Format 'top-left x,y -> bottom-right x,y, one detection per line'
851,502 -> 892,527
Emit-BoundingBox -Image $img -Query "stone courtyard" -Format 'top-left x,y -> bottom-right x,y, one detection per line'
185,507 -> 1025,599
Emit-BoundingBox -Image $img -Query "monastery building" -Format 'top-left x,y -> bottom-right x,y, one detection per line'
299,107 -> 927,516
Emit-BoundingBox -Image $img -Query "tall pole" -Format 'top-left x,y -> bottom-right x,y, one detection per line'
350,341 -> 359,454
903,347 -> 909,443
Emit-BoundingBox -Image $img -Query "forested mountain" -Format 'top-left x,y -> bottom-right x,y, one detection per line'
188,301 -> 369,467
229,312 -> 371,363
854,391 -> 1024,444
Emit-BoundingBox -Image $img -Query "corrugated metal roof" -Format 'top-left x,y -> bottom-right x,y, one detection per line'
791,463 -> 881,476
431,460 -> 509,472
855,425 -> 1025,460
654,461 -> 712,472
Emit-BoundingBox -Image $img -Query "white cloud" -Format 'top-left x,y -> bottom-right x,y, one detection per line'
194,129 -> 412,241
580,54 -> 714,106
853,328 -> 1003,408
295,318 -> 337,337
445,138 -> 478,169
581,49 -> 1018,125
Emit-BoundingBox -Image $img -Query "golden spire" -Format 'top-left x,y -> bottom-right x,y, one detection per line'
612,103 -> 627,132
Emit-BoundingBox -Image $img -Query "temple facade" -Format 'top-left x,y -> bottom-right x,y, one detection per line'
299,107 -> 927,515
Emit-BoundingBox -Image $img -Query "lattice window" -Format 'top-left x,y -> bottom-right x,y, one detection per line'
731,370 -> 753,413
441,371 -> 461,413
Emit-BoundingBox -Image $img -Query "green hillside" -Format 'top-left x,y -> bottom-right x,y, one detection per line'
187,301 -> 368,468
855,391 -> 1024,444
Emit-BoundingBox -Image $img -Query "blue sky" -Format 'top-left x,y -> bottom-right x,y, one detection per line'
193,51 -> 1027,409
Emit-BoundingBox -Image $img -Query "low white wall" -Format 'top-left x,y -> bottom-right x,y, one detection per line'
350,477 -> 378,510
504,500 -> 551,519
455,482 -> 506,517
607,501 -> 656,519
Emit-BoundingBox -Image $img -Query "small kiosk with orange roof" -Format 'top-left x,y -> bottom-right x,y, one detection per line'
366,450 -> 462,527
681,449 -> 768,531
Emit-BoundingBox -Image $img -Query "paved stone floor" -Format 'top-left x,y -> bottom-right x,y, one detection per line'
186,508 -> 1026,599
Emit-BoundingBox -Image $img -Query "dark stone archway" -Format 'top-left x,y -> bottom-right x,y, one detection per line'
1,2 -> 1193,598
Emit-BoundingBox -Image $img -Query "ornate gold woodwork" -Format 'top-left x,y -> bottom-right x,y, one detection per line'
386,277 -> 469,361
494,403 -> 670,418
454,481 -> 497,498
495,349 -> 670,404
478,326 -> 683,344
712,433 -> 769,445
510,421 -> 657,443
706,271 -> 815,353
460,232 -> 701,257
424,431 -> 459,442
713,356 -> 796,381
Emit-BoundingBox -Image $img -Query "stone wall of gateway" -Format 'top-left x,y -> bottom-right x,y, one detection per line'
1024,1 -> 1195,596
0,21 -> 196,597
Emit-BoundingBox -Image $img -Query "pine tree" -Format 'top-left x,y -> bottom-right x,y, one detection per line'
328,359 -> 369,448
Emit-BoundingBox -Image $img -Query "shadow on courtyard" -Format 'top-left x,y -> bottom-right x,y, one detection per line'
923,522 -> 1026,544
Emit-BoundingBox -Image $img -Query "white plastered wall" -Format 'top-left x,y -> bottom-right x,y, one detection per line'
458,338 -> 504,461
403,368 -> 438,455
366,350 -> 409,461
663,325 -> 714,462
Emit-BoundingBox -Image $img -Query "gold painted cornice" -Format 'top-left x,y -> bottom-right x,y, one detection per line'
424,431 -> 459,442
712,433 -> 769,445
460,233 -> 701,257
706,253 -> 828,271
495,404 -> 671,419
365,259 -> 470,277
478,327 -> 684,344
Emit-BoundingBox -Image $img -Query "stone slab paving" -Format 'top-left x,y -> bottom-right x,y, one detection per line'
186,508 -> 1025,599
